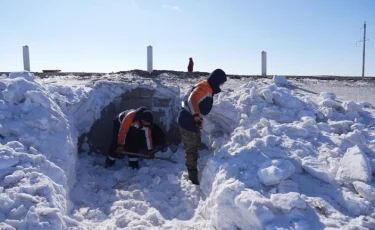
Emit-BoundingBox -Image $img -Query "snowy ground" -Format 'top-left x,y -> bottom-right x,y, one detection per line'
1,72 -> 375,229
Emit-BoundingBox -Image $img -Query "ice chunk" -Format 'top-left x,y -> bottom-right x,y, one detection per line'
25,91 -> 51,108
336,146 -> 372,183
167,174 -> 179,184
273,75 -> 290,86
234,189 -> 275,229
353,181 -> 375,202
9,71 -> 36,81
319,99 -> 342,109
336,188 -> 371,216
329,120 -> 354,134
273,91 -> 304,109
258,159 -> 295,186
0,147 -> 19,170
342,101 -> 363,113
0,193 -> 15,213
261,89 -> 274,103
4,170 -> 25,184
345,130 -> 367,146
270,192 -> 306,213
302,157 -> 334,183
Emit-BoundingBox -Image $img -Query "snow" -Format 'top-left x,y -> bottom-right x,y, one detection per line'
336,146 -> 372,183
273,75 -> 291,86
258,159 -> 295,186
353,181 -> 375,202
1,71 -> 375,229
270,192 -> 307,213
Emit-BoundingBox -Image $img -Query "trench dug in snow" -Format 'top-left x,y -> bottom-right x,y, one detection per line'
69,86 -> 227,228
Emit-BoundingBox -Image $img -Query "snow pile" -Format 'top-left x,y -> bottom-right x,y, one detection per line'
0,72 -> 77,229
199,80 -> 375,229
2,71 -> 375,229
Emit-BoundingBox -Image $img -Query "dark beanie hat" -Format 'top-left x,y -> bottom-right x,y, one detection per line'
141,110 -> 153,123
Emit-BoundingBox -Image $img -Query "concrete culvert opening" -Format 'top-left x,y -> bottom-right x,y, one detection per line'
78,86 -> 181,155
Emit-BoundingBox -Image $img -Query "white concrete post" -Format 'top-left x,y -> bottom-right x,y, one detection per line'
261,51 -> 267,77
23,45 -> 30,71
147,45 -> 153,74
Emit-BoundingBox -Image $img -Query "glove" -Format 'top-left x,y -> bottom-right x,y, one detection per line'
193,114 -> 203,129
115,145 -> 124,158
147,150 -> 155,159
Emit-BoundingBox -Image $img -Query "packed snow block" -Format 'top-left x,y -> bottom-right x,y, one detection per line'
0,146 -> 19,170
9,72 -> 36,82
345,130 -> 367,146
261,89 -> 274,103
233,189 -> 275,229
270,192 -> 306,213
258,159 -> 295,186
336,146 -> 372,183
319,99 -> 342,110
336,187 -> 372,216
301,157 -> 334,183
272,91 -> 304,109
81,86 -> 181,155
2,78 -> 38,104
273,75 -> 291,86
329,120 -> 354,134
353,181 -> 375,202
342,101 -> 363,113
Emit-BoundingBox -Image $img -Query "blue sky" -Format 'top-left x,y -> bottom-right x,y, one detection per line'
1,0 -> 374,76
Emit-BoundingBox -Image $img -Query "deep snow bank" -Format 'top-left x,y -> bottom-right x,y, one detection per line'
0,72 -> 77,229
200,81 -> 375,229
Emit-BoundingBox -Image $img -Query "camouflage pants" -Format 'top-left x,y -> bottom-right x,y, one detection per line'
179,126 -> 201,170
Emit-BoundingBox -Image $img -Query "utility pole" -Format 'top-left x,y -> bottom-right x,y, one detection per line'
362,22 -> 366,77
358,22 -> 369,77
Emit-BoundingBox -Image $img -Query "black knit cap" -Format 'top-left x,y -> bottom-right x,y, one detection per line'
141,110 -> 153,123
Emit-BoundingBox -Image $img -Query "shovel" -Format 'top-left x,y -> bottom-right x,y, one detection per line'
122,151 -> 178,164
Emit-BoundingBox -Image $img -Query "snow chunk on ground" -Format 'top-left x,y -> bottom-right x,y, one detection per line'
272,91 -> 304,109
261,89 -> 274,103
302,157 -> 334,183
353,181 -> 375,202
342,101 -> 363,113
270,192 -> 307,213
9,71 -> 36,81
234,189 -> 275,229
336,146 -> 372,183
0,146 -> 19,170
258,159 -> 295,186
273,75 -> 291,86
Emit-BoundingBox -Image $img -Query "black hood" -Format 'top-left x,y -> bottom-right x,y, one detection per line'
207,69 -> 227,94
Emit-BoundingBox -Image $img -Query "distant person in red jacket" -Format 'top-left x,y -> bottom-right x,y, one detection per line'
188,57 -> 194,72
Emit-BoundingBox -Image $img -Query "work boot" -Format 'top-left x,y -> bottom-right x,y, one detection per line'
105,157 -> 115,168
188,169 -> 199,185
